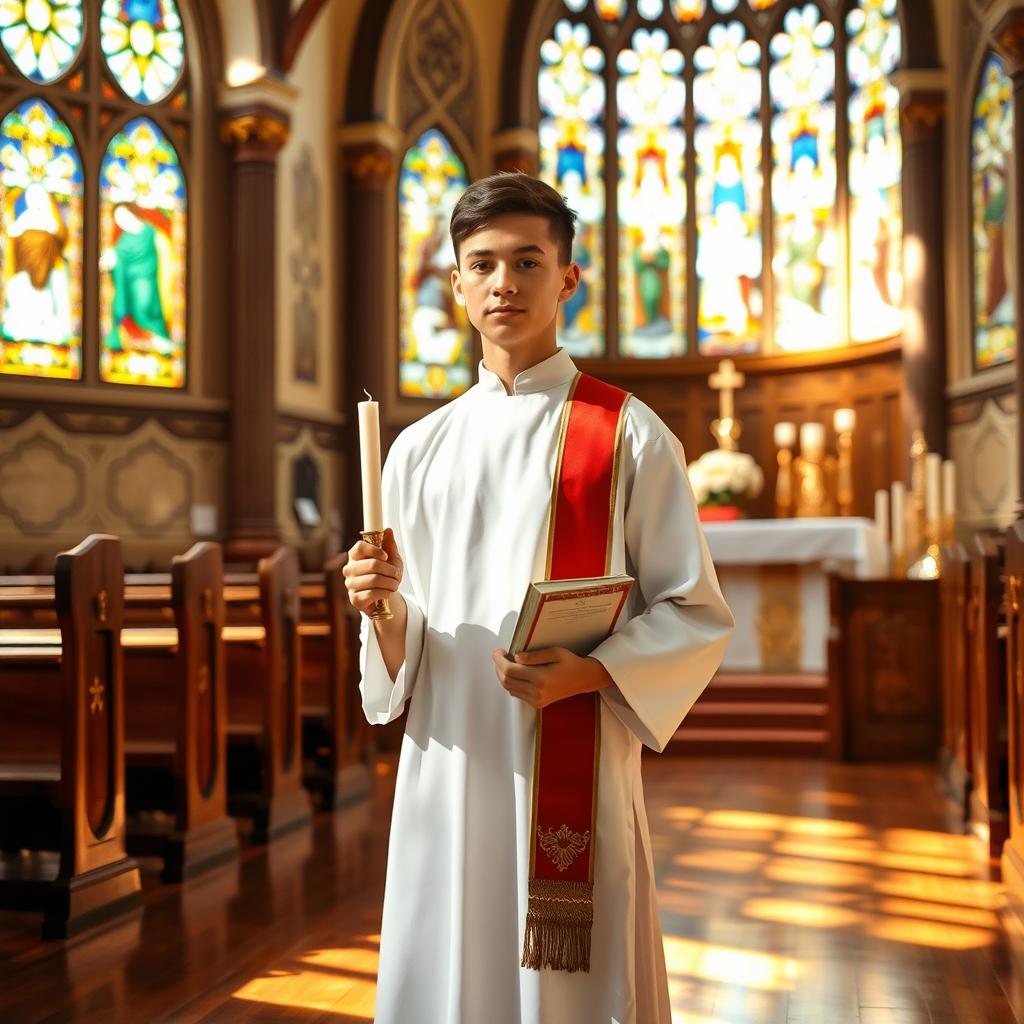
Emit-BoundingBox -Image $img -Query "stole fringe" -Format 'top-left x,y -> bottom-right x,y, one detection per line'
521,877 -> 594,973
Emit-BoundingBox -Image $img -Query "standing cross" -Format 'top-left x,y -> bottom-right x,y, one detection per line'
709,358 -> 745,422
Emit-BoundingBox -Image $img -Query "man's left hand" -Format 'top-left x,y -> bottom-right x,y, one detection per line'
491,647 -> 614,709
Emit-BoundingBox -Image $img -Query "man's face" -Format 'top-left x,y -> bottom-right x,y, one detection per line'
451,213 -> 579,349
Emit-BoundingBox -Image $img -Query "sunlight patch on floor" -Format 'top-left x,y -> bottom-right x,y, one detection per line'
663,936 -> 804,992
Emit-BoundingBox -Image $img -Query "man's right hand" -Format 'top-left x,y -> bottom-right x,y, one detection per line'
343,528 -> 405,617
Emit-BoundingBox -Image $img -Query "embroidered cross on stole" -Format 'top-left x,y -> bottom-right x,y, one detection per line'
521,371 -> 631,974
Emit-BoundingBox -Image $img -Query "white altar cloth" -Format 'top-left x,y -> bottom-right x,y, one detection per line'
700,517 -> 885,673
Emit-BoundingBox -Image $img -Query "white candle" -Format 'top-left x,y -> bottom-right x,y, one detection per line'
357,390 -> 384,532
925,452 -> 941,526
874,489 -> 889,547
942,459 -> 956,520
891,481 -> 906,558
834,407 -> 856,434
774,421 -> 797,448
800,422 -> 825,455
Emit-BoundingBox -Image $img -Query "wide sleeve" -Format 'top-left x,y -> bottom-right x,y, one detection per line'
588,429 -> 734,752
358,444 -> 427,726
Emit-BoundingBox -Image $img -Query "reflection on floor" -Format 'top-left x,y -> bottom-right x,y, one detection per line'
1,758 -> 1023,1023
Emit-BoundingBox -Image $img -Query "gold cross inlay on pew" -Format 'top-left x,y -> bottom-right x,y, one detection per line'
89,676 -> 105,714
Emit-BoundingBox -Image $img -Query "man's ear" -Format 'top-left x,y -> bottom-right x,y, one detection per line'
451,267 -> 467,307
558,261 -> 581,304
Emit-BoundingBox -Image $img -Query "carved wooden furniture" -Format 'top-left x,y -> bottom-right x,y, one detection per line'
226,546 -> 312,842
967,534 -> 1008,870
1002,522 -> 1024,920
828,575 -> 940,762
0,535 -> 142,938
122,543 -> 239,881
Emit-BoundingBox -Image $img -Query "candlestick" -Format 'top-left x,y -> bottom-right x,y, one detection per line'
924,453 -> 941,528
942,459 -> 956,544
774,421 -> 796,449
800,422 -> 825,455
775,445 -> 793,518
833,407 -> 856,434
909,453 -> 943,580
357,392 -> 392,620
358,391 -> 384,532
891,481 -> 906,577
874,489 -> 890,546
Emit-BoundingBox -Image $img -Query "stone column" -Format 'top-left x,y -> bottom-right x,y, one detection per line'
338,124 -> 402,541
492,128 -> 540,176
996,9 -> 1024,517
220,101 -> 291,563
895,75 -> 948,470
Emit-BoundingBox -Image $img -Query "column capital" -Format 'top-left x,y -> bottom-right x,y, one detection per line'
996,7 -> 1024,77
897,89 -> 945,144
338,123 -> 402,193
492,127 -> 540,174
220,108 -> 291,159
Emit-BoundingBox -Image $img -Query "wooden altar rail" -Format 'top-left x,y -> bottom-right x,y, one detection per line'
0,562 -> 370,814
967,534 -> 1009,872
0,535 -> 142,939
1001,522 -> 1024,919
940,541 -> 973,826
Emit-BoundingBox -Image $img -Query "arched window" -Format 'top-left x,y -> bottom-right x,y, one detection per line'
537,0 -> 903,358
397,127 -> 473,399
971,52 -> 1015,371
0,0 -> 191,388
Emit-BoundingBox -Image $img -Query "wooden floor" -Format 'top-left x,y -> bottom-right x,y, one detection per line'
2,757 -> 1024,1023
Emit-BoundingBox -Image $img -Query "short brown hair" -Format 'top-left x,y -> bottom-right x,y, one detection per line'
449,172 -> 577,265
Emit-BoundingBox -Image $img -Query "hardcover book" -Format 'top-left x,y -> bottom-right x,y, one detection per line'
508,575 -> 635,658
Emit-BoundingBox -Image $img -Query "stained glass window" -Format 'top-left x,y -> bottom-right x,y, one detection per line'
100,0 -> 185,105
847,0 -> 902,342
617,27 -> 686,357
0,98 -> 82,378
694,20 -> 762,354
539,18 -> 606,357
99,117 -> 186,387
972,53 -> 1016,370
397,129 -> 472,399
770,4 -> 838,351
535,0 -> 906,358
0,0 -> 83,83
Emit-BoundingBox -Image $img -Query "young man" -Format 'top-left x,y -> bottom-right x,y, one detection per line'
344,173 -> 733,1023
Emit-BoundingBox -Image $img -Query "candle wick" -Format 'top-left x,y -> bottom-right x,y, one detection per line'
363,389 -> 373,402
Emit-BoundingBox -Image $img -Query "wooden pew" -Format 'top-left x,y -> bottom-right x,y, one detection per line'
967,533 -> 1008,872
1002,521 -> 1024,923
0,555 -> 369,818
122,543 -> 239,881
300,556 -> 370,809
225,547 -> 312,843
939,541 -> 973,826
0,535 -> 141,939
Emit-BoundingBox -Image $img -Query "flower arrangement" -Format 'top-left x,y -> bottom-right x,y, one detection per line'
687,447 -> 764,509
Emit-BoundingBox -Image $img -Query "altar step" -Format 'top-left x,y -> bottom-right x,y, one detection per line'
669,672 -> 831,757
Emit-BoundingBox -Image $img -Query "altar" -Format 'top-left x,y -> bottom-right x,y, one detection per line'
702,517 -> 886,674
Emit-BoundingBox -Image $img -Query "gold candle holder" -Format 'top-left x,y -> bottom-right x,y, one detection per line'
907,520 -> 942,580
836,430 -> 854,517
910,429 -> 928,559
775,445 -> 793,518
360,530 -> 394,621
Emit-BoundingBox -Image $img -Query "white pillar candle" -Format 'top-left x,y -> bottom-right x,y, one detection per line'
357,390 -> 384,532
834,407 -> 856,434
800,422 -> 825,455
925,452 -> 941,526
942,459 -> 956,519
891,481 -> 906,559
874,489 -> 890,547
774,421 -> 797,448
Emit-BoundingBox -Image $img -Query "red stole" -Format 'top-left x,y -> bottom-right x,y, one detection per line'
521,371 -> 631,973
